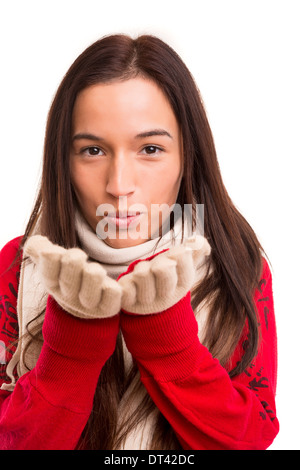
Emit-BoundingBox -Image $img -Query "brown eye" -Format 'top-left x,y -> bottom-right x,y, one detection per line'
88,147 -> 101,155
141,145 -> 163,155
145,146 -> 157,154
82,146 -> 104,157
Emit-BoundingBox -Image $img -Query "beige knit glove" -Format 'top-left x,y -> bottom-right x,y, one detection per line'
23,235 -> 122,319
118,235 -> 211,314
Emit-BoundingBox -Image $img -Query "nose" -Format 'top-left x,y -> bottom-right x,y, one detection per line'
105,153 -> 136,199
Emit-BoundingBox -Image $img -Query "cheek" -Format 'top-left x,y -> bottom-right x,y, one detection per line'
150,164 -> 182,203
71,165 -> 86,201
71,164 -> 102,208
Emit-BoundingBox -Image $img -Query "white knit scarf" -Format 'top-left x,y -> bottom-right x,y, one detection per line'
1,212 -> 210,449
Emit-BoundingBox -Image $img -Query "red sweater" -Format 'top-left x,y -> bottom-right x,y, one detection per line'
0,236 -> 279,450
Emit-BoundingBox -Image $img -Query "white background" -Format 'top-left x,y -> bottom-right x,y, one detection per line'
0,0 -> 299,450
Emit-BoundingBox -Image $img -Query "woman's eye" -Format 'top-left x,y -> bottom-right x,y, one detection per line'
82,146 -> 104,157
141,145 -> 163,155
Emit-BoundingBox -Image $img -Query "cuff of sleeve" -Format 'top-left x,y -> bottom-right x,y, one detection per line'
120,293 -> 203,381
30,297 -> 119,412
43,296 -> 119,361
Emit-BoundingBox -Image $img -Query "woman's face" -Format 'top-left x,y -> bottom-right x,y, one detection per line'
70,77 -> 183,248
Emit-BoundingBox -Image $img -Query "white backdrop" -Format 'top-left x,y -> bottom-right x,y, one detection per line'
0,0 -> 299,450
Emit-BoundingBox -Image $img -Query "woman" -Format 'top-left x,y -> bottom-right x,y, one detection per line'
0,34 -> 279,450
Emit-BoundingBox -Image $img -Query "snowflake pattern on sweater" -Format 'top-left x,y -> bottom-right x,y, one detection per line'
0,237 -> 279,450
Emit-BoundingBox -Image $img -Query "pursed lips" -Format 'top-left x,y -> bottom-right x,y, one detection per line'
104,211 -> 144,228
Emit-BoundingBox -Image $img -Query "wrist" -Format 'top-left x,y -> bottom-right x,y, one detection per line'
120,292 -> 203,381
43,296 -> 120,361
29,297 -> 119,413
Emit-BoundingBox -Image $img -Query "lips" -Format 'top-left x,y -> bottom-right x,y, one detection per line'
104,211 -> 144,229
108,211 -> 141,218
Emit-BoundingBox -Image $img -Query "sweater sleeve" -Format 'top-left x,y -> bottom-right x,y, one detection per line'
120,258 -> 279,450
0,238 -> 119,450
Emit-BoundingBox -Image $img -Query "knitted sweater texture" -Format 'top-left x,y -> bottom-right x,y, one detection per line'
0,236 -> 279,449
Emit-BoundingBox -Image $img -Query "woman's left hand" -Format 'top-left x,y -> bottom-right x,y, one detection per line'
118,236 -> 211,315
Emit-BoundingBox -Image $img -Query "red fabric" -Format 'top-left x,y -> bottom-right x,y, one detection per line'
116,248 -> 169,281
0,237 -> 279,450
0,237 -> 119,450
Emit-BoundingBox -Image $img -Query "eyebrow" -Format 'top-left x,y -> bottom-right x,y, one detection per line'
72,129 -> 173,142
135,129 -> 173,140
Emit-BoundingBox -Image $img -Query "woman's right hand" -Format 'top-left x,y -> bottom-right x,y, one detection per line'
23,235 -> 122,320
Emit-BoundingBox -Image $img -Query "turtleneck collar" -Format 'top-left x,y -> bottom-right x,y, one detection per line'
75,211 -> 185,279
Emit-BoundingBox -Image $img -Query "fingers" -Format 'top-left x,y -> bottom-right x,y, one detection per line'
119,257 -> 177,310
78,261 -> 106,308
99,277 -> 123,315
59,248 -> 88,298
150,255 -> 177,298
57,249 -> 122,315
119,236 -> 211,314
184,235 -> 211,268
119,261 -> 156,308
23,234 -> 211,318
132,261 -> 156,304
165,245 -> 195,288
24,235 -> 122,318
24,235 -> 66,289
119,276 -> 137,309
24,235 -> 65,264
39,248 -> 66,289
119,248 -> 191,313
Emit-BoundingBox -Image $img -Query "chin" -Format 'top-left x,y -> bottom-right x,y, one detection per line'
103,237 -> 150,249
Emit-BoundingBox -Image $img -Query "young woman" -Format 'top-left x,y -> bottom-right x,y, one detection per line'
0,34 -> 279,450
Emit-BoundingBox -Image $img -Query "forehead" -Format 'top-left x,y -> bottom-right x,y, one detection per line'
72,78 -> 179,137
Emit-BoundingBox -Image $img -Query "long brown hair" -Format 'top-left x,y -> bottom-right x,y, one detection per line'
18,34 -> 264,449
